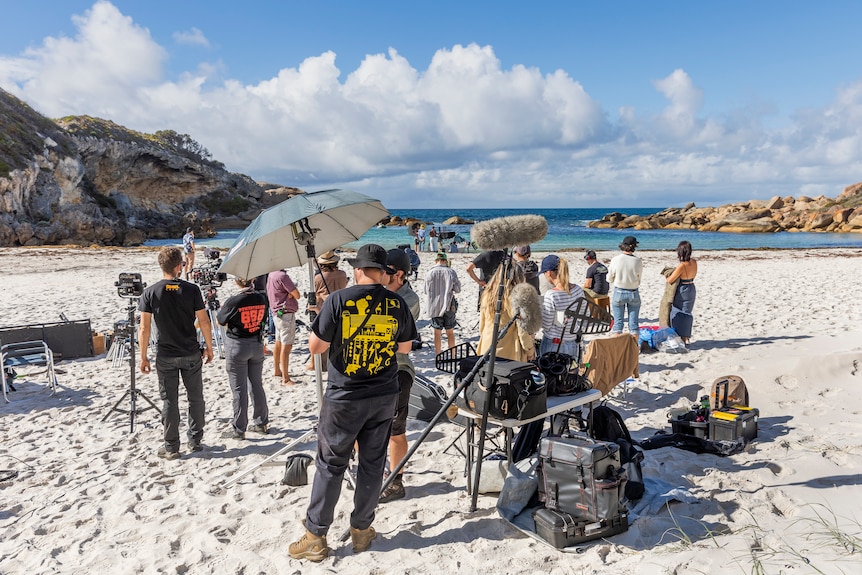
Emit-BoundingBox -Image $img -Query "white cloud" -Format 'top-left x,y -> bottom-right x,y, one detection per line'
2,2 -> 862,208
173,27 -> 210,48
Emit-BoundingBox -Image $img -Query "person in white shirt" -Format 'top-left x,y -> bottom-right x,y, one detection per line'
424,252 -> 461,354
607,236 -> 644,338
538,255 -> 585,357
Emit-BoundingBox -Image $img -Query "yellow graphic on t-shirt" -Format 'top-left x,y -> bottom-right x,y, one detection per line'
341,293 -> 402,377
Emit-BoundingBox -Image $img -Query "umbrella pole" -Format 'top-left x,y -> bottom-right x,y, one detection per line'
306,255 -> 324,414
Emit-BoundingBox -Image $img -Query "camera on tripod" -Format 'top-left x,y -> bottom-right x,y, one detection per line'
191,249 -> 227,287
116,272 -> 145,298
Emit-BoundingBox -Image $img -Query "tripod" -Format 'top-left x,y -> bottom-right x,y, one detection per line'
102,298 -> 160,433
202,286 -> 226,359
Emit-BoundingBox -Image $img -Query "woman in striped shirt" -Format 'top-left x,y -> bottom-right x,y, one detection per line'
538,255 -> 585,357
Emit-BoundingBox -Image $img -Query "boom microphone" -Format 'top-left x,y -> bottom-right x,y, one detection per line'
510,282 -> 543,335
470,215 -> 548,251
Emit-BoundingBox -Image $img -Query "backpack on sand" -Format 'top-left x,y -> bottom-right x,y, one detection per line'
710,375 -> 750,410
589,404 -> 645,501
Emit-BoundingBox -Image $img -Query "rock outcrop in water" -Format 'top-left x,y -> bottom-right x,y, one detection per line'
590,184 -> 862,234
0,87 -> 302,246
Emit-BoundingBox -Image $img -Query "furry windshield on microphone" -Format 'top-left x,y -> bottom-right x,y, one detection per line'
470,215 -> 548,251
510,282 -> 543,335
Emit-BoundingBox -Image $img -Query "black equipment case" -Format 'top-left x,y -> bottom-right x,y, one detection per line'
532,507 -> 629,548
709,406 -> 759,442
537,433 -> 627,523
409,375 -> 467,426
455,356 -> 547,421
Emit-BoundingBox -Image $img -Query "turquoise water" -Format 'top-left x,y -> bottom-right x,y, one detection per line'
145,208 -> 862,252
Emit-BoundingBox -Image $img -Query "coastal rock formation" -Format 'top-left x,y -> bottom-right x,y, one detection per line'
590,185 -> 862,234
0,87 -> 303,246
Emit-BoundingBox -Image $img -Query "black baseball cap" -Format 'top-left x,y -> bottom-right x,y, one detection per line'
386,248 -> 411,275
348,244 -> 396,274
584,250 -> 597,260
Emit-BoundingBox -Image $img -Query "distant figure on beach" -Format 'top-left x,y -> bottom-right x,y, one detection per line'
266,269 -> 301,385
665,240 -> 698,344
416,224 -> 427,252
466,249 -> 506,311
425,251 -> 461,355
428,226 -> 438,252
216,277 -> 268,439
379,248 -> 421,504
289,244 -> 417,562
477,263 -> 536,362
138,246 -> 213,460
582,250 -> 609,299
513,245 -> 540,292
539,255 -> 585,357
608,236 -> 643,338
182,227 -> 195,280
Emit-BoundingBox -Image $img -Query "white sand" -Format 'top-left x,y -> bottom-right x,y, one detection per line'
1,245 -> 861,575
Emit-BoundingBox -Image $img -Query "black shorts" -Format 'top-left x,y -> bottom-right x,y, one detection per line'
391,369 -> 414,436
431,310 -> 456,330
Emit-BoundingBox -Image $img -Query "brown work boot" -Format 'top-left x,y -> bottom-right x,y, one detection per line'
349,525 -> 376,553
378,474 -> 405,503
288,528 -> 328,562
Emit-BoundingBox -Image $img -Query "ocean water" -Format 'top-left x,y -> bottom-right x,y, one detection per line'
145,208 -> 862,252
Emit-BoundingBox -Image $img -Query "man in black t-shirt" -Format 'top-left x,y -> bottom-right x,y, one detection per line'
583,250 -> 610,298
217,277 -> 269,439
139,247 -> 213,460
465,249 -> 506,310
290,244 -> 417,562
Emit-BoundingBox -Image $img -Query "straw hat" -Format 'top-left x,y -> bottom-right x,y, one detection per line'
317,250 -> 340,265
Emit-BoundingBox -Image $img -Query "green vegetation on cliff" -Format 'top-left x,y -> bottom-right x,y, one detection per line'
0,87 -> 74,178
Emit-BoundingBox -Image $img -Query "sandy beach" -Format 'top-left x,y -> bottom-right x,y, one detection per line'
1,245 -> 861,575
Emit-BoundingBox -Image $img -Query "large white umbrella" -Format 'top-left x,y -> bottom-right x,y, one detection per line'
219,188 -> 389,279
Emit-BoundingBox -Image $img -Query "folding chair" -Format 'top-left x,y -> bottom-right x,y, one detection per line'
2,340 -> 59,403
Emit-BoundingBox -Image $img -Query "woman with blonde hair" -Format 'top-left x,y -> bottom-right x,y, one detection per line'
538,255 -> 585,357
477,262 -> 537,362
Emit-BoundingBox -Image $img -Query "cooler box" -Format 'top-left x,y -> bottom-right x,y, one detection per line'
709,406 -> 759,443
533,508 -> 628,548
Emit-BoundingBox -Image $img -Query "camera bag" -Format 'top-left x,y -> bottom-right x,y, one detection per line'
456,357 -> 547,420
537,432 -> 627,522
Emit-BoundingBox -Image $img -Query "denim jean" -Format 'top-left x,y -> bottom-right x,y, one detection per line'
155,353 -> 205,451
611,288 -> 641,338
305,393 -> 398,536
539,335 -> 578,358
224,336 -> 267,433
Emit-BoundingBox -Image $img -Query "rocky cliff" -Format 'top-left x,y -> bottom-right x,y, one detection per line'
0,87 -> 301,246
590,183 -> 862,234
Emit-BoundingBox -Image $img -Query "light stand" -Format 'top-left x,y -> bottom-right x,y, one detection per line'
102,293 -> 159,433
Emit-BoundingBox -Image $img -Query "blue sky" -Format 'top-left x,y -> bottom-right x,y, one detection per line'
2,1 -> 862,209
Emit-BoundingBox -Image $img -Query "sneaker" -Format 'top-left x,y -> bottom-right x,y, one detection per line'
187,440 -> 203,452
378,474 -> 405,503
247,423 -> 268,434
220,429 -> 245,440
288,529 -> 328,562
157,447 -> 180,460
349,526 -> 376,553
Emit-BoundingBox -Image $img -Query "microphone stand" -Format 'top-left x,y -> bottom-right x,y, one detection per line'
469,251 -> 512,512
